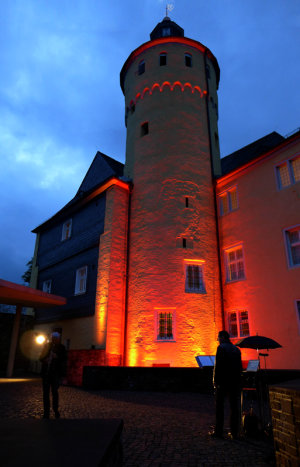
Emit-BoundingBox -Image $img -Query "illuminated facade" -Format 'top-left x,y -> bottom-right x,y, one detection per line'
32,18 -> 300,379
217,131 -> 300,370
120,17 -> 222,367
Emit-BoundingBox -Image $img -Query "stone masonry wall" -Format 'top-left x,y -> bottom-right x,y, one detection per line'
269,380 -> 300,466
67,349 -> 121,386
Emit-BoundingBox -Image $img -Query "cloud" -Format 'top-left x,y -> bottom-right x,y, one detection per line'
0,0 -> 299,286
1,110 -> 85,188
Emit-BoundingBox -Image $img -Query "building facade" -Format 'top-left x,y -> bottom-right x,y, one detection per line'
31,18 -> 300,381
217,131 -> 300,370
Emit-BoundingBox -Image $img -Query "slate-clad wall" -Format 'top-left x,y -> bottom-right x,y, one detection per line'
38,194 -> 106,269
35,194 -> 106,322
36,246 -> 99,321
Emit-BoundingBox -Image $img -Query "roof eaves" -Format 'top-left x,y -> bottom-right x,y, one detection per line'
32,175 -> 129,233
217,130 -> 300,183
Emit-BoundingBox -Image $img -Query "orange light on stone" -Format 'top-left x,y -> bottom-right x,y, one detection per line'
128,348 -> 138,367
99,305 -> 107,336
184,258 -> 205,263
122,28 -> 223,368
95,182 -> 130,364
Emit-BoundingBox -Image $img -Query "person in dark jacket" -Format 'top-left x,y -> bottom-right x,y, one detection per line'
210,330 -> 242,439
40,331 -> 66,419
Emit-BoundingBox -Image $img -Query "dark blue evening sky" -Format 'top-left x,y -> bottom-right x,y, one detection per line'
1,0 -> 299,283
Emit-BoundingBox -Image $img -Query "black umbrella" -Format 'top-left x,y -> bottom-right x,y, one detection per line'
236,335 -> 282,350
237,336 -> 281,427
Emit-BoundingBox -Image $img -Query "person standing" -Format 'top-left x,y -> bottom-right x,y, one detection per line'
210,330 -> 242,439
40,331 -> 66,419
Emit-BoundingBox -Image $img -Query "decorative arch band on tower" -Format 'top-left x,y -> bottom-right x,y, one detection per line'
129,81 -> 207,108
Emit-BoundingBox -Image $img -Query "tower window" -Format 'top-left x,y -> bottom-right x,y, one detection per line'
205,65 -> 211,79
140,122 -> 149,137
185,53 -> 192,67
185,263 -> 206,294
159,53 -> 167,66
138,60 -> 145,75
182,238 -> 187,248
155,308 -> 175,341
185,197 -> 189,208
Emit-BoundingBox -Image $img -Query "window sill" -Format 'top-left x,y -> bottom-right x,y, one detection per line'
219,208 -> 239,218
278,180 -> 299,191
61,237 -> 71,242
156,339 -> 176,343
185,289 -> 206,294
287,262 -> 300,269
225,277 -> 246,284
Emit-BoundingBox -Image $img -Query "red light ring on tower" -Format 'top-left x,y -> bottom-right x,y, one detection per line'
120,36 -> 220,93
130,81 -> 207,106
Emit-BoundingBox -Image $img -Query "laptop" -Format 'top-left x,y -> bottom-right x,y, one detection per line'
245,359 -> 260,372
195,355 -> 215,367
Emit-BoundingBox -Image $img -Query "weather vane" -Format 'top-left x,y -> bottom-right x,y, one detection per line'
165,3 -> 174,17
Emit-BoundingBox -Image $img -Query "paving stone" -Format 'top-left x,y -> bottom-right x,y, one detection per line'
0,378 -> 275,466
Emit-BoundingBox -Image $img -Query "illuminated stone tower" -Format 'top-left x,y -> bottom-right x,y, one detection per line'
120,17 -> 223,366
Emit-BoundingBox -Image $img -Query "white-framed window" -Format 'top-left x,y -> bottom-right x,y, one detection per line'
224,244 -> 245,282
276,155 -> 300,189
284,225 -> 300,268
74,266 -> 88,295
228,310 -> 250,338
296,301 -> 300,334
62,219 -> 72,241
184,260 -> 206,293
219,186 -> 238,216
42,279 -> 52,294
155,308 -> 176,342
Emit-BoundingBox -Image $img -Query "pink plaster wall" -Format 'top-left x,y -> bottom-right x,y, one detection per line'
217,138 -> 300,369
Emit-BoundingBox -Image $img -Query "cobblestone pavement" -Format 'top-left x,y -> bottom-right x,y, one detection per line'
0,378 -> 275,466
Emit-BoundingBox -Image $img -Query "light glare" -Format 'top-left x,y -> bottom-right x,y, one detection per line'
36,334 -> 46,345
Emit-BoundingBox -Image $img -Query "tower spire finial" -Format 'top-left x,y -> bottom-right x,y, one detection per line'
165,3 -> 174,18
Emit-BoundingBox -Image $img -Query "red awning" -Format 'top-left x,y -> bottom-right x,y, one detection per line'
0,279 -> 67,308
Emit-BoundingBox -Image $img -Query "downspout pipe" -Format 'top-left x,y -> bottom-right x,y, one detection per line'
122,182 -> 133,366
204,50 -> 225,331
